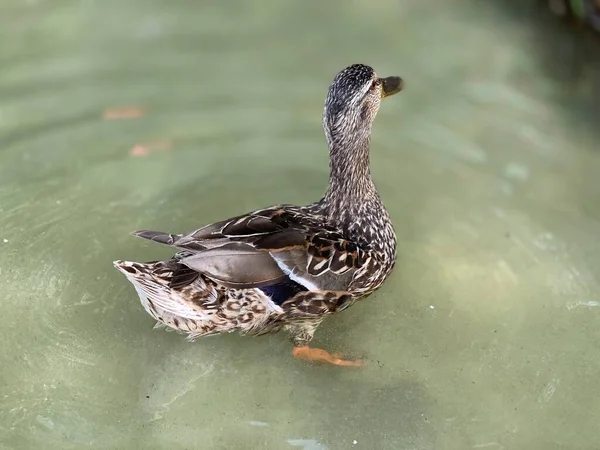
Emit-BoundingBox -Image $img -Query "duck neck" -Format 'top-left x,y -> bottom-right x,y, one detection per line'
323,127 -> 379,218
320,124 -> 396,263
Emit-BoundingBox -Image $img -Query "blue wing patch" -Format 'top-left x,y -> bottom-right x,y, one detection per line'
259,278 -> 307,305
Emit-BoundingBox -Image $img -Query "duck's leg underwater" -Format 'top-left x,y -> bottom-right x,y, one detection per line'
292,346 -> 363,367
282,289 -> 364,367
285,320 -> 363,367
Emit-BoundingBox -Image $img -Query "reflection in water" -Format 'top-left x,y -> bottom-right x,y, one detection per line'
1,0 -> 600,449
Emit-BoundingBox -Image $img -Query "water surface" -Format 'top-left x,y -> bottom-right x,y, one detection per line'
1,1 -> 600,449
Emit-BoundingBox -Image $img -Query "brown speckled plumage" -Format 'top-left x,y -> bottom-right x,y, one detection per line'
114,64 -> 404,364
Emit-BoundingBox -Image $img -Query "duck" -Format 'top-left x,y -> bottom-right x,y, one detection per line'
113,64 -> 403,367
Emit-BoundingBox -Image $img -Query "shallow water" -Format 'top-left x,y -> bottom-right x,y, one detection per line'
2,1 -> 600,449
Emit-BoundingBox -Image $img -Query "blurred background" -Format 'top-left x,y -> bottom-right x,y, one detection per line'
1,0 -> 600,449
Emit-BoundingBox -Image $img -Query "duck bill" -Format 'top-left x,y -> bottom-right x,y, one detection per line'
380,76 -> 404,99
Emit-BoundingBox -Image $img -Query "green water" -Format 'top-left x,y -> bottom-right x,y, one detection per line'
2,1 -> 600,449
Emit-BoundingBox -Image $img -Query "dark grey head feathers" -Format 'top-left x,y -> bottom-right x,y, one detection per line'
323,64 -> 379,145
321,63 -> 405,152
325,64 -> 376,115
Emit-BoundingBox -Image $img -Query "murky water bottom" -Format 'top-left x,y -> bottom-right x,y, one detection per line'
1,1 -> 600,449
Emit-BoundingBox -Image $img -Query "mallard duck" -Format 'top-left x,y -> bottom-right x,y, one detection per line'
114,64 -> 403,366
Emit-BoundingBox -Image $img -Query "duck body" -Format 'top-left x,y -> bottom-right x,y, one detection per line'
114,64 -> 403,366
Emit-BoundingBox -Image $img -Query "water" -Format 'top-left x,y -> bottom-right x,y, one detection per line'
2,1 -> 600,448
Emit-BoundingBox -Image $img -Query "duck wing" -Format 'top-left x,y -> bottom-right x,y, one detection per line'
132,205 -> 372,291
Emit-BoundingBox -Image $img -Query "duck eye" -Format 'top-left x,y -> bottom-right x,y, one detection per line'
369,79 -> 380,92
